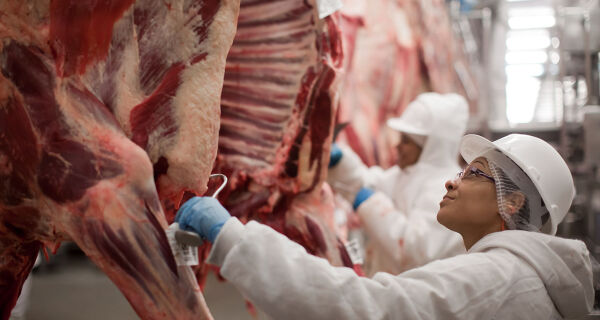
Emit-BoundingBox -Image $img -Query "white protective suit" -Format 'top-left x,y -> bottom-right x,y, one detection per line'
328,94 -> 468,275
208,218 -> 594,320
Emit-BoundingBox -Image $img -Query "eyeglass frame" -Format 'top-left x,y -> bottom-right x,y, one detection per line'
456,165 -> 495,183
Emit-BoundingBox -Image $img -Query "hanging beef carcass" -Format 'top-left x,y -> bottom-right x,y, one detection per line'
335,0 -> 422,167
407,0 -> 478,106
80,0 -> 240,218
211,0 -> 355,271
0,0 -> 239,318
0,44 -> 212,320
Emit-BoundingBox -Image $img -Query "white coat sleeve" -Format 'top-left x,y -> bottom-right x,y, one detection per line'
206,218 -> 498,320
327,145 -> 389,203
356,191 -> 465,270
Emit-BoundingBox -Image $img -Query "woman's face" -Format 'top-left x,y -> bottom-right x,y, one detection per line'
437,157 -> 501,236
396,133 -> 422,169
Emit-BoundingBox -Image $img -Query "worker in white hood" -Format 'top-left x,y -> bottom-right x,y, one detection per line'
327,92 -> 469,275
176,133 -> 594,319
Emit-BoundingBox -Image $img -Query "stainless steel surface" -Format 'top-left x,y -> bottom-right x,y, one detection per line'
452,4 -> 493,135
583,106 -> 600,169
579,106 -> 600,311
559,1 -> 600,107
208,173 -> 228,199
582,107 -> 600,257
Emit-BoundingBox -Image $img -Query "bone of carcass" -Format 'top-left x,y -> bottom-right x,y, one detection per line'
212,0 -> 353,269
335,0 -> 422,167
0,0 -> 241,318
79,0 -> 240,218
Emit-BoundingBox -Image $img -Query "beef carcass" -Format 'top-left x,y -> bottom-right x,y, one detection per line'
0,0 -> 240,318
0,42 -> 211,319
335,0 -> 422,167
79,0 -> 240,218
212,0 -> 354,270
408,0 -> 478,105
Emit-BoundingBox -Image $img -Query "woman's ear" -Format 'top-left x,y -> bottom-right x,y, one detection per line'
504,192 -> 526,216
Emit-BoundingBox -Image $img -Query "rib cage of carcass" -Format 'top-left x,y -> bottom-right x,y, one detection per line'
212,0 -> 355,270
0,0 -> 239,319
336,0 -> 477,168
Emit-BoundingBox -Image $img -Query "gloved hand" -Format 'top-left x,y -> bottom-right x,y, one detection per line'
175,197 -> 231,243
353,187 -> 375,210
329,143 -> 343,168
327,144 -> 368,204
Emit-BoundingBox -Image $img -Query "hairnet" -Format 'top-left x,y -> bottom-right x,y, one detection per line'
483,149 -> 550,232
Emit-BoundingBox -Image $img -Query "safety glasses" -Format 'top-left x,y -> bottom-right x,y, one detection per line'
456,165 -> 495,183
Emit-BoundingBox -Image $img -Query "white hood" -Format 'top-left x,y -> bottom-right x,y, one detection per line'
471,230 -> 594,318
387,93 -> 469,168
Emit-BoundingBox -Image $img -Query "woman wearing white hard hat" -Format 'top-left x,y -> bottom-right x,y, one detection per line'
327,92 -> 469,275
175,133 -> 593,319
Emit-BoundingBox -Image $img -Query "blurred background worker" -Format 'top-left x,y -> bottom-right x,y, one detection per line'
327,92 -> 469,275
175,133 -> 593,320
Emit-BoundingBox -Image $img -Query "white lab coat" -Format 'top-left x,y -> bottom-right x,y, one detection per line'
208,218 -> 594,320
327,99 -> 468,275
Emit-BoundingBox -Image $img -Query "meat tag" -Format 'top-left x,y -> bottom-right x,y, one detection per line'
166,223 -> 199,266
344,238 -> 363,265
316,0 -> 343,19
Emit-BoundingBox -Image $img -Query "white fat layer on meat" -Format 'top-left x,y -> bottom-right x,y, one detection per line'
339,0 -> 365,16
162,0 -> 239,196
226,155 -> 271,169
113,11 -> 144,135
296,132 -> 320,190
392,7 -> 414,47
0,1 -> 50,50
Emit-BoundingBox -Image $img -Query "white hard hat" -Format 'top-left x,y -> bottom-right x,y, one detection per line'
386,92 -> 468,136
460,134 -> 575,235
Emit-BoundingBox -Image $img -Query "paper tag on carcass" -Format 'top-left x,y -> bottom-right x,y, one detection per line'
166,223 -> 199,266
316,0 -> 343,19
344,238 -> 363,265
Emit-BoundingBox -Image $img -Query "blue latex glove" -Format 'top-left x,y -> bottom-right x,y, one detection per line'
329,143 -> 343,168
353,187 -> 375,210
175,197 -> 231,243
